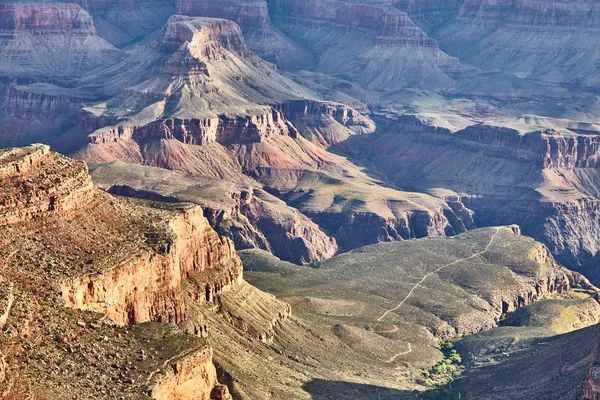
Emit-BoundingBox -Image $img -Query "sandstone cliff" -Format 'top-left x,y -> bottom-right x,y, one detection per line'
0,145 -> 242,398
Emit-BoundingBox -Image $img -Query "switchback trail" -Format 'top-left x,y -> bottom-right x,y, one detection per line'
375,228 -> 501,362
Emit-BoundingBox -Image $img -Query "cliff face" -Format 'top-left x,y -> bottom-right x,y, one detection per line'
150,346 -> 218,400
0,144 -> 95,224
454,125 -> 600,169
4,87 -> 84,119
269,0 -> 469,90
175,0 -> 313,69
276,100 -> 375,145
458,0 -> 600,29
352,114 -> 600,280
584,359 -> 600,400
0,3 -> 120,79
89,112 -> 298,146
84,16 -> 317,146
61,205 -> 242,326
0,145 -> 244,398
436,0 -> 600,87
176,0 -> 271,31
0,3 -> 95,33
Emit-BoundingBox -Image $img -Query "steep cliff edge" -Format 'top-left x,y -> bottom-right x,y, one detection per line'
83,16 -> 317,146
0,144 -> 243,398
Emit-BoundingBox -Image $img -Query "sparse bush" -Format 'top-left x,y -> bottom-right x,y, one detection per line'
439,340 -> 454,351
448,350 -> 462,364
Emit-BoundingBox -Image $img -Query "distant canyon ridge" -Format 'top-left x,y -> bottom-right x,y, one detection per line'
1,1 -> 600,278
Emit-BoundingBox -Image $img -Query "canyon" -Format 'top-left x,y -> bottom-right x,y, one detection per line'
2,0 -> 600,399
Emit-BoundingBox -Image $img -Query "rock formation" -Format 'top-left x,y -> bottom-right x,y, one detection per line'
0,2 -> 121,79
0,145 -> 244,398
436,0 -> 600,89
343,113 -> 600,281
175,0 -> 313,70
269,0 -> 472,90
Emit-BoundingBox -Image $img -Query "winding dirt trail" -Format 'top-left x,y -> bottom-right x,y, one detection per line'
375,228 -> 501,362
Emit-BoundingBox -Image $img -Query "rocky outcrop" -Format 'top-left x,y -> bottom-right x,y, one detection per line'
4,86 -> 84,119
395,0 -> 462,29
208,281 -> 292,344
271,0 -> 438,49
174,0 -> 313,70
455,125 -> 600,169
457,0 -> 600,30
376,9 -> 438,47
176,0 -> 271,33
436,0 -> 600,87
584,360 -> 600,400
162,15 -> 250,56
70,0 -> 176,47
238,189 -> 338,263
0,144 -> 95,224
88,112 -> 298,145
356,114 -> 600,280
319,209 -> 459,253
276,99 -> 375,145
61,206 -> 242,325
271,0 -> 386,32
0,145 -> 256,397
269,0 -> 469,90
149,346 -> 218,400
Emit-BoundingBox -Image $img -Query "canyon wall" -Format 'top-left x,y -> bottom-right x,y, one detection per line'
0,2 -> 96,33
88,112 -> 298,145
61,206 -> 242,325
0,3 -> 121,79
0,145 -> 250,398
361,115 -> 600,280
149,346 -> 218,400
0,144 -> 95,224
457,0 -> 600,30
174,0 -> 313,69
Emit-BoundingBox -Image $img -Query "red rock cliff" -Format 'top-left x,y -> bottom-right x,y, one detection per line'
61,206 -> 243,326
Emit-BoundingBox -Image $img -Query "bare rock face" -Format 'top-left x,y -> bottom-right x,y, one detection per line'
584,361 -> 600,400
150,346 -> 218,400
61,206 -> 242,325
0,145 -> 251,398
348,114 -> 600,281
276,100 -> 375,146
84,16 -> 315,147
89,112 -> 298,146
269,0 -> 471,90
73,0 -> 177,47
0,3 -> 121,79
436,0 -> 600,87
175,0 -> 313,70
0,144 -> 95,224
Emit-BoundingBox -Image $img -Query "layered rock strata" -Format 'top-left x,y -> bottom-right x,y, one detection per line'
0,2 -> 121,79
0,145 -> 245,397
